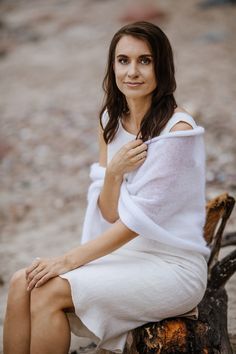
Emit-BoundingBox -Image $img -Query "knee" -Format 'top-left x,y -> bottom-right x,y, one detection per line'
30,285 -> 54,318
6,269 -> 28,308
30,277 -> 71,317
8,268 -> 27,294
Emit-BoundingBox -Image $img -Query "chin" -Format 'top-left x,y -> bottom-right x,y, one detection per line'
122,90 -> 148,99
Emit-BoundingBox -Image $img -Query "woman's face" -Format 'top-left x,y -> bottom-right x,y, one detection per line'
113,35 -> 157,100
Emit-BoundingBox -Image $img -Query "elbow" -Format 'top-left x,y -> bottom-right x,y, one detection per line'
103,213 -> 119,224
99,207 -> 119,223
98,198 -> 119,223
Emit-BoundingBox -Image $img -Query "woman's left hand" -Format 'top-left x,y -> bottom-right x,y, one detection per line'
25,256 -> 68,291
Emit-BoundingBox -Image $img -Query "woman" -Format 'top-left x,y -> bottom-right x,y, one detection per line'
3,21 -> 210,354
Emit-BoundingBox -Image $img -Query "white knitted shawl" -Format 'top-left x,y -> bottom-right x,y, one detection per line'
81,127 -> 210,258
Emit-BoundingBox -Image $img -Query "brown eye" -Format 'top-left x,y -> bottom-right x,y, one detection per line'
140,57 -> 151,65
118,58 -> 129,65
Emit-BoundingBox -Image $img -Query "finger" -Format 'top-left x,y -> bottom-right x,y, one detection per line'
25,258 -> 41,276
27,268 -> 48,291
134,151 -> 147,162
35,273 -> 54,288
125,139 -> 143,149
131,143 -> 147,155
124,143 -> 147,160
26,257 -> 41,273
27,271 -> 44,291
27,264 -> 45,282
26,263 -> 45,282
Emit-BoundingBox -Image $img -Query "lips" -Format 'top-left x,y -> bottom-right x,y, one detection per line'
124,82 -> 144,86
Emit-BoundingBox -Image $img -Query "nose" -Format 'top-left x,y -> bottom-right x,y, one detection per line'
127,62 -> 139,79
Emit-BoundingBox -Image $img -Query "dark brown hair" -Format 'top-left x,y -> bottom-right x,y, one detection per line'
99,21 -> 177,143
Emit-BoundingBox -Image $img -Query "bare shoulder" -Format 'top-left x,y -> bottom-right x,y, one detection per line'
171,106 -> 194,131
170,121 -> 194,132
174,106 -> 191,115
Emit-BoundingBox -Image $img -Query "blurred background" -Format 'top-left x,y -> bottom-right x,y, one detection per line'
0,0 -> 236,352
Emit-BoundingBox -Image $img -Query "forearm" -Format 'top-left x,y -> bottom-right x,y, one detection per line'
98,169 -> 123,223
63,220 -> 138,270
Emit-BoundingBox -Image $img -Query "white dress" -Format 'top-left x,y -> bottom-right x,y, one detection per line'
60,112 -> 208,353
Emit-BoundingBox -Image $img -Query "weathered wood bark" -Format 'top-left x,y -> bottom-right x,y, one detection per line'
221,231 -> 236,247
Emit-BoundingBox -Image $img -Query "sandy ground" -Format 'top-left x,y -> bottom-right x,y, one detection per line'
0,0 -> 236,353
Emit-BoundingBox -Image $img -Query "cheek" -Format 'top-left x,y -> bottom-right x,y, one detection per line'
114,66 -> 125,89
114,64 -> 124,79
140,65 -> 156,83
149,69 -> 157,89
152,76 -> 157,89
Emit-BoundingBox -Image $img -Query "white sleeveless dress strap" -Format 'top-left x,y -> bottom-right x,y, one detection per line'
160,112 -> 198,135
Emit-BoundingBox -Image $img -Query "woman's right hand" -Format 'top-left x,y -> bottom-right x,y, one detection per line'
107,139 -> 147,178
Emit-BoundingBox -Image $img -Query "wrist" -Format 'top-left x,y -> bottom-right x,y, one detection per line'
106,166 -> 123,182
63,250 -> 82,271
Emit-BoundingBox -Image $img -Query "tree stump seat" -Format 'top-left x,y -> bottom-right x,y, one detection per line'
98,193 -> 236,354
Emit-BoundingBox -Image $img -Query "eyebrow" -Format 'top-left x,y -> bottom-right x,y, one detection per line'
116,54 -> 153,58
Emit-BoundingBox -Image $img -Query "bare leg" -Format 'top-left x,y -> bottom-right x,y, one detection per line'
30,276 -> 74,354
3,269 -> 31,354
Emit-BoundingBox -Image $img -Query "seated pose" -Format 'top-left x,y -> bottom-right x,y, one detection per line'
3,21 -> 210,354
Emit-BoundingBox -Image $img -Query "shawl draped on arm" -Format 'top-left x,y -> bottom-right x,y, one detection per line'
81,127 -> 210,258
